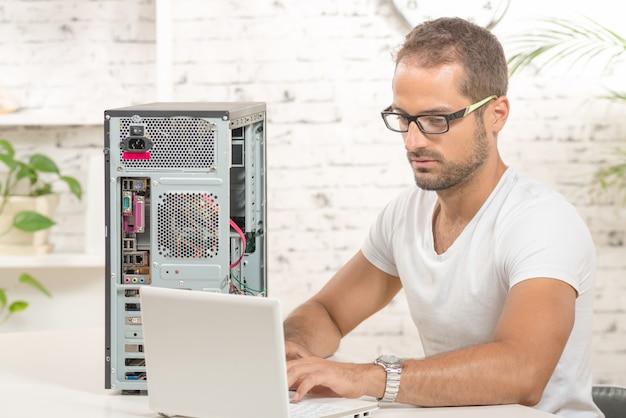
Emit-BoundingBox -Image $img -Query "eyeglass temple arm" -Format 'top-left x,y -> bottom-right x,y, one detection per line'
463,95 -> 498,116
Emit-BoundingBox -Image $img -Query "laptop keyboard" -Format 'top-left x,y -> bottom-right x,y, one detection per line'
288,399 -> 370,418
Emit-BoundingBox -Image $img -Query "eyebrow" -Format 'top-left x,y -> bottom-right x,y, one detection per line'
391,104 -> 454,115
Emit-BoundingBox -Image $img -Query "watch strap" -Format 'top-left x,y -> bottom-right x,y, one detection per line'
374,356 -> 404,402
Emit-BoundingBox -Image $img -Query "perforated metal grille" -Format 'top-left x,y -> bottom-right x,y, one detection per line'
157,192 -> 220,259
118,117 -> 216,169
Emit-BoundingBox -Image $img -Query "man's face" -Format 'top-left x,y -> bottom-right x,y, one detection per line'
391,61 -> 491,191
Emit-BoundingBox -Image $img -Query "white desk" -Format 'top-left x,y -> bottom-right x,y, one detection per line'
0,327 -> 556,418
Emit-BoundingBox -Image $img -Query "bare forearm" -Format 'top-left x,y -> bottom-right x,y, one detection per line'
283,300 -> 343,358
287,279 -> 572,407
395,342 -> 546,407
287,342 -> 548,405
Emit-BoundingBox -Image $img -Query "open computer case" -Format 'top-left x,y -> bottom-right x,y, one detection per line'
103,102 -> 267,392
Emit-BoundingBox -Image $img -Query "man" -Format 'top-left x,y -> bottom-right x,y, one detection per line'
283,17 -> 602,418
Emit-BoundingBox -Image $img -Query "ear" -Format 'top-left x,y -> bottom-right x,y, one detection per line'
490,95 -> 510,134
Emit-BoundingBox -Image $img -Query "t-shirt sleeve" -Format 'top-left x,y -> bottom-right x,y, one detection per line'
361,196 -> 402,277
498,194 -> 595,295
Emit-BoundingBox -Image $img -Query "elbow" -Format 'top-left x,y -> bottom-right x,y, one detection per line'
511,370 -> 549,407
517,391 -> 543,407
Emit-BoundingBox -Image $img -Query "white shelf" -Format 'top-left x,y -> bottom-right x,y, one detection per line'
0,110 -> 102,126
0,253 -> 104,269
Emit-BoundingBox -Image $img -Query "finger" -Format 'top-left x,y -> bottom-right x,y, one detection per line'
291,372 -> 319,402
287,359 -> 313,398
288,358 -> 336,401
288,358 -> 368,400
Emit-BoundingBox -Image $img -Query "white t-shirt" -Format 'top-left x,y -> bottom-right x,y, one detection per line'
361,168 -> 602,418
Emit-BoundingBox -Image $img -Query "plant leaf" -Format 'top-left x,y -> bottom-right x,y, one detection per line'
33,184 -> 53,196
0,153 -> 17,171
0,288 -> 6,309
29,154 -> 60,174
507,17 -> 626,76
507,17 -> 626,204
12,211 -> 56,232
9,301 -> 28,314
16,163 -> 37,184
60,176 -> 82,200
0,139 -> 15,157
19,273 -> 52,297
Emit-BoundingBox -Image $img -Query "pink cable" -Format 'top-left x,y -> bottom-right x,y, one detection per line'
229,219 -> 247,268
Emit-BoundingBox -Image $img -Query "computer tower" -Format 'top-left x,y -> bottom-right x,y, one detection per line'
103,102 -> 267,391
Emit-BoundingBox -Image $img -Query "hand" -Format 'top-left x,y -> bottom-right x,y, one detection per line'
287,356 -> 379,402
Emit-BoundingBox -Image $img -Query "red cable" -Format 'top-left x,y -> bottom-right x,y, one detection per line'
229,219 -> 246,268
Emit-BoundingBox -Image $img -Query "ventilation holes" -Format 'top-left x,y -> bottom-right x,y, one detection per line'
157,192 -> 220,259
119,117 -> 216,169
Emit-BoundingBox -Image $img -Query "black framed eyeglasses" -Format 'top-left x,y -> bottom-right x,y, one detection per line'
380,95 -> 498,134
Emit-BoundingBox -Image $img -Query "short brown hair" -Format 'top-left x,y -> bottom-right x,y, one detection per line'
395,17 -> 508,103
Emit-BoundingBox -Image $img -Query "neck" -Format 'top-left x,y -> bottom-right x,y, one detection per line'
431,159 -> 507,254
435,158 -> 507,222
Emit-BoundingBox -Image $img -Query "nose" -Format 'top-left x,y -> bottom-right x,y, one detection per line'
403,121 -> 430,151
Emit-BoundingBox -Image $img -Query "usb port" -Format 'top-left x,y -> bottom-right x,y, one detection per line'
125,358 -> 146,367
125,344 -> 144,353
122,238 -> 136,251
125,372 -> 146,380
125,316 -> 142,325
124,289 -> 140,297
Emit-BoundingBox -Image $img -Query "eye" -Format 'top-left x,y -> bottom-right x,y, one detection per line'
421,116 -> 447,126
426,116 -> 446,125
397,115 -> 410,128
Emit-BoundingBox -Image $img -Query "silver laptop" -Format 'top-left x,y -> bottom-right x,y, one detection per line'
139,286 -> 379,418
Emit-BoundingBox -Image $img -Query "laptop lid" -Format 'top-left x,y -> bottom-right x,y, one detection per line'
139,286 -> 378,418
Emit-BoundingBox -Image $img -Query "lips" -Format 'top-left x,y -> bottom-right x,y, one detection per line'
411,159 -> 437,170
408,152 -> 439,170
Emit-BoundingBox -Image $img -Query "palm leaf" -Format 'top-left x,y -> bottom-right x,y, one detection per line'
507,17 -> 626,76
508,17 -> 626,205
590,149 -> 626,203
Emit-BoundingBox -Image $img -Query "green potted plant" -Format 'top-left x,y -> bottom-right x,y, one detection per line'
0,273 -> 51,327
0,138 -> 82,254
507,17 -> 626,203
0,138 -> 82,327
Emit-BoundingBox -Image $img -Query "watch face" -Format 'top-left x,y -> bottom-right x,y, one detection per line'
391,0 -> 511,30
378,355 -> 403,366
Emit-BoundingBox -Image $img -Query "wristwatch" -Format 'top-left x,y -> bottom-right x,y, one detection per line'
374,355 -> 404,402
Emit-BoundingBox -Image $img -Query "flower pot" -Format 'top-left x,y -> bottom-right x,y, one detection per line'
0,194 -> 60,255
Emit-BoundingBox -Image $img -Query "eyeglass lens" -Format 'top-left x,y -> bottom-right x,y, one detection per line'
385,114 -> 449,134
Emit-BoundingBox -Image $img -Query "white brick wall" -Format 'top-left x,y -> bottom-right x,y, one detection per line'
0,0 -> 624,384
